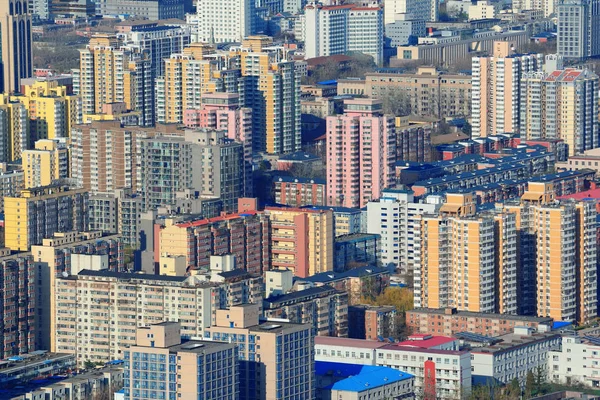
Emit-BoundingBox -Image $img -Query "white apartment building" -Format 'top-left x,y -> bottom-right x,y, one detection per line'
548,336 -> 600,387
376,343 -> 471,399
303,3 -> 384,65
471,327 -> 561,386
383,0 -> 437,24
197,0 -> 254,43
315,336 -> 386,365
365,188 -> 439,280
468,1 -> 499,20
54,270 -> 262,365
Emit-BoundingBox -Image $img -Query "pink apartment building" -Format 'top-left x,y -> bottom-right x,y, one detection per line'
326,98 -> 396,208
185,92 -> 253,196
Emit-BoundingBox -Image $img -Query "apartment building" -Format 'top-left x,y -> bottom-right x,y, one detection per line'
471,327 -> 561,386
417,193 -> 515,314
326,99 -> 396,208
4,185 -> 89,251
0,256 -> 36,359
471,41 -> 543,138
348,305 -> 397,341
264,285 -> 349,337
123,322 -> 238,400
303,3 -> 384,65
302,205 -> 363,237
406,308 -> 554,337
265,206 -> 334,277
100,0 -> 185,20
22,139 -> 69,188
88,189 -> 142,248
375,336 -> 471,399
0,95 -> 29,162
117,24 -> 191,78
315,336 -> 386,365
557,0 -> 600,60
366,189 -> 439,277
0,164 -> 24,213
340,67 -> 471,119
274,176 -> 326,207
73,35 -> 154,126
395,117 -> 433,163
157,212 -> 270,274
383,0 -> 437,23
300,265 -> 390,304
205,304 -> 315,400
197,0 -> 254,43
520,68 -> 599,156
15,80 -> 81,141
548,336 -> 600,387
334,233 -> 380,271
501,182 -> 598,323
0,0 -> 33,94
54,269 -> 260,365
30,231 -> 124,351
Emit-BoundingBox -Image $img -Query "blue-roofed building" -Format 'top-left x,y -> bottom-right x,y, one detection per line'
315,361 -> 414,400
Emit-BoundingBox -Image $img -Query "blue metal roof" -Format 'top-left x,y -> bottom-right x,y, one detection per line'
552,321 -> 572,329
316,80 -> 338,85
316,362 -> 413,392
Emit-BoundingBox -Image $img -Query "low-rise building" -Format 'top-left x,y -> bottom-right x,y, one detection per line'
315,361 -> 415,400
315,336 -> 386,365
375,336 -> 471,399
0,352 -> 75,389
273,176 -> 326,207
471,327 -> 561,387
548,336 -> 600,388
264,285 -> 348,337
406,307 -> 554,336
348,305 -> 397,341
334,233 -> 380,271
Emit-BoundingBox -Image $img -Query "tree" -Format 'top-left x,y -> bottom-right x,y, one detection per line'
84,360 -> 95,370
379,89 -> 412,116
462,121 -> 472,137
287,162 -> 326,181
525,370 -> 535,398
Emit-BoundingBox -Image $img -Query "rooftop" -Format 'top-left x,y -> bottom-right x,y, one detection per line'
299,265 -> 389,284
315,362 -> 413,393
335,233 -> 381,243
74,269 -> 188,282
166,340 -> 234,354
394,334 -> 456,349
247,321 -> 309,334
301,205 -> 362,214
558,188 -> 600,201
265,285 -> 339,305
315,337 -> 388,349
409,308 -> 554,323
274,175 -> 326,185
277,151 -> 321,162
471,332 -> 561,355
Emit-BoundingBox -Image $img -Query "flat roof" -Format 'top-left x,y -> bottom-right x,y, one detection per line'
315,337 -> 388,349
75,269 -> 187,282
408,308 -> 554,323
167,340 -> 234,354
395,335 -> 456,349
316,362 -> 413,392
299,265 -> 389,284
471,332 -> 561,355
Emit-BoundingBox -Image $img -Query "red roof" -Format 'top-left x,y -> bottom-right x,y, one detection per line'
394,335 -> 457,349
558,188 -> 600,201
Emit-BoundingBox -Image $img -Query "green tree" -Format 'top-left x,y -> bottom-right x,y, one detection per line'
525,370 -> 535,398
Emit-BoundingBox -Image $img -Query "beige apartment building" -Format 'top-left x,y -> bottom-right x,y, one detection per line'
338,67 -> 471,118
54,270 -> 219,365
205,304 -> 315,400
123,322 -> 238,400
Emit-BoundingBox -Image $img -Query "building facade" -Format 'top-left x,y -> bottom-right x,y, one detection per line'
0,0 -> 33,94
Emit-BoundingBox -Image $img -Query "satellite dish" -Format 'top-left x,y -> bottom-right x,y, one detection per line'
62,272 -> 69,277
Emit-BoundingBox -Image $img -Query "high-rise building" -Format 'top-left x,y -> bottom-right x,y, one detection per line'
184,129 -> 245,213
73,35 -> 154,127
326,99 -> 396,208
0,0 -> 33,94
265,206 -> 334,278
366,189 -> 439,277
123,322 -> 239,400
4,185 -> 89,251
512,0 -> 556,16
0,94 -> 29,162
303,3 -> 384,65
205,304 -> 315,400
557,0 -> 600,60
520,68 -> 599,156
383,0 -> 438,23
54,269 -> 260,364
117,24 -> 192,78
0,255 -> 36,359
29,0 -> 50,20
88,188 -> 142,248
234,46 -> 302,154
188,93 -> 253,197
17,79 -> 81,141
197,0 -> 255,43
502,182 -> 597,323
70,121 -> 180,194
156,213 -> 270,274
49,0 -> 95,17
22,139 -> 69,188
471,41 -> 543,138
418,194 -> 503,314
